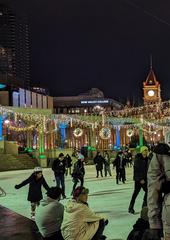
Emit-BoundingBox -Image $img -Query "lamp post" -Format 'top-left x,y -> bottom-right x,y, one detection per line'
4,119 -> 10,141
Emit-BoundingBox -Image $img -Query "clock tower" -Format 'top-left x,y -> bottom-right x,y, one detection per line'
143,61 -> 161,105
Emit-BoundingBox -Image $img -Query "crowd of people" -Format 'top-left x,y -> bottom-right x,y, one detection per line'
13,142 -> 170,240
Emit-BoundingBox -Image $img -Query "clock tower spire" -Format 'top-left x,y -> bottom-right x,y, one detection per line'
143,59 -> 161,105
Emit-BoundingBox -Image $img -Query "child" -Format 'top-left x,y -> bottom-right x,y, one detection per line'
15,166 -> 49,220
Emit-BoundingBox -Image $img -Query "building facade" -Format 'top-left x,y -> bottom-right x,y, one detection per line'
0,4 -> 31,89
54,88 -> 122,114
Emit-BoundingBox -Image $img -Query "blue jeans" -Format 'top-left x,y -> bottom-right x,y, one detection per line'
55,174 -> 65,196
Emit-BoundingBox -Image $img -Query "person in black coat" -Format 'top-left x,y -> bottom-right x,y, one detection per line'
93,151 -> 105,178
65,154 -> 72,176
113,151 -> 127,184
128,146 -> 149,214
52,153 -> 66,199
15,166 -> 49,220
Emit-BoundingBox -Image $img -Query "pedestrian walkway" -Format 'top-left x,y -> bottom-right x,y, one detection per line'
0,166 -> 145,240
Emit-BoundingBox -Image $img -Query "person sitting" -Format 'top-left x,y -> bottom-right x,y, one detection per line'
127,206 -> 149,240
35,187 -> 64,240
61,186 -> 108,240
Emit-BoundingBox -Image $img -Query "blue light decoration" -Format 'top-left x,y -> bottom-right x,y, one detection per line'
0,116 -> 3,140
59,123 -> 67,149
116,127 -> 121,148
0,83 -> 6,89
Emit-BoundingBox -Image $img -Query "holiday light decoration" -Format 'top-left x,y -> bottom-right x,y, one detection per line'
73,128 -> 83,138
99,127 -> 111,140
126,129 -> 134,137
8,125 -> 35,132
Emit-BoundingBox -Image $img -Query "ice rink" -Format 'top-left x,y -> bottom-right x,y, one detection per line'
0,165 -> 146,240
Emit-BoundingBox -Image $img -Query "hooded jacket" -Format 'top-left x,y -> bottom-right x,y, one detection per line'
35,197 -> 64,237
61,199 -> 103,240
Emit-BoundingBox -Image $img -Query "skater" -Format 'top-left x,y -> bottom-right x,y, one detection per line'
93,151 -> 105,178
103,151 -> 112,177
35,187 -> 64,240
113,151 -> 126,184
71,156 -> 85,195
128,146 -> 149,214
65,154 -> 72,176
14,166 -> 49,220
61,186 -> 108,240
52,153 -> 66,199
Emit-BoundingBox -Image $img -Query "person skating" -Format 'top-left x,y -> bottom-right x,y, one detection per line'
35,187 -> 64,240
52,153 -> 66,199
103,151 -> 112,177
14,166 -> 49,220
93,151 -> 105,178
128,146 -> 149,214
61,186 -> 108,240
113,151 -> 126,184
71,156 -> 85,195
65,154 -> 72,176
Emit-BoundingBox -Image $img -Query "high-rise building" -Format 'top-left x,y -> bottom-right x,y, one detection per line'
0,4 -> 31,89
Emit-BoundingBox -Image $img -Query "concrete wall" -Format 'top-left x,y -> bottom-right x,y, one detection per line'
4,141 -> 18,155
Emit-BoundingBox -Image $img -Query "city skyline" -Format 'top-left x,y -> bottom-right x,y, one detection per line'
1,0 -> 170,103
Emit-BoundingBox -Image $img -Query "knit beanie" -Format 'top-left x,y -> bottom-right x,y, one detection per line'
140,146 -> 148,153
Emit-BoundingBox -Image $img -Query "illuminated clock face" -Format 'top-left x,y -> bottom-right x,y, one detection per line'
147,90 -> 155,97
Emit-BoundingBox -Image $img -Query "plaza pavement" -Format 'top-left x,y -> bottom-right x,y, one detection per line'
0,165 -> 146,240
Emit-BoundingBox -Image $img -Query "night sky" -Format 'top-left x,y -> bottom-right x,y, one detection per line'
2,0 -> 170,104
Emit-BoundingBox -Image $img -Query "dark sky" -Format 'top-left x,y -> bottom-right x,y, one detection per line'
2,0 -> 170,103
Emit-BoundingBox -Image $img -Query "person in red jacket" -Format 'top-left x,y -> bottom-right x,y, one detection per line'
15,166 -> 49,220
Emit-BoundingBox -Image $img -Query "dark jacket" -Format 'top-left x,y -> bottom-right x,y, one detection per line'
52,158 -> 66,176
65,155 -> 72,168
127,218 -> 149,240
93,155 -> 105,170
15,173 -> 49,202
72,159 -> 85,179
133,153 -> 148,181
113,154 -> 126,170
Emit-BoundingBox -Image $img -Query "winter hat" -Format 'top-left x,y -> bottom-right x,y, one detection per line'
154,143 -> 170,156
73,186 -> 89,199
34,166 -> 42,173
140,146 -> 148,153
47,187 -> 62,200
140,206 -> 148,221
59,153 -> 64,158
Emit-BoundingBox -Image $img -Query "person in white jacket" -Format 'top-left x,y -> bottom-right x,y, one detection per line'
35,187 -> 64,240
61,186 -> 108,240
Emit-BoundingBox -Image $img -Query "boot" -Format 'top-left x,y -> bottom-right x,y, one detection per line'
128,208 -> 135,214
31,211 -> 35,221
128,205 -> 135,214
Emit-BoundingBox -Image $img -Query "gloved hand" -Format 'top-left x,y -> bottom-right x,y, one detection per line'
14,185 -> 19,189
142,229 -> 163,240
